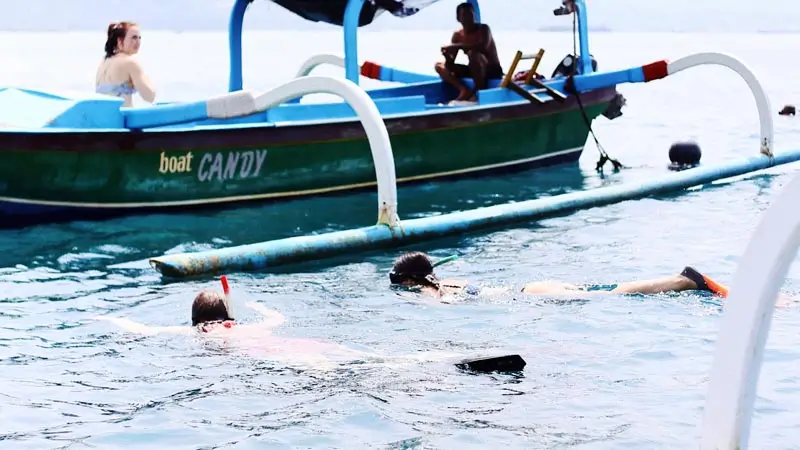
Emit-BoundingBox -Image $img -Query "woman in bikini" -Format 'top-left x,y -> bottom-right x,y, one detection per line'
95,21 -> 156,107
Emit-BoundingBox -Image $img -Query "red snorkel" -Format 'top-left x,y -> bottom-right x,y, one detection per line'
220,275 -> 234,326
221,274 -> 230,296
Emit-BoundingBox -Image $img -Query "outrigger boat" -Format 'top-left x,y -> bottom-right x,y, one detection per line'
0,0 -> 633,227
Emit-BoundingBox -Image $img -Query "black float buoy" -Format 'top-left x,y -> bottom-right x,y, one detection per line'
455,354 -> 527,373
668,141 -> 702,171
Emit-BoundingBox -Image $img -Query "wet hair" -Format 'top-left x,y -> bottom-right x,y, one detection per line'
105,21 -> 137,59
456,2 -> 474,19
388,251 -> 441,289
191,290 -> 233,326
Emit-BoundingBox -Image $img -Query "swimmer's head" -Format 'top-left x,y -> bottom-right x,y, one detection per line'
105,21 -> 141,58
389,251 -> 441,289
191,290 -> 233,326
456,2 -> 476,25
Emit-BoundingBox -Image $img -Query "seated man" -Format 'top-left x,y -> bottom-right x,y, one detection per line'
434,2 -> 503,103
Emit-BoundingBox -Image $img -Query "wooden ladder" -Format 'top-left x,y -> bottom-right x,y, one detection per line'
500,49 -> 567,104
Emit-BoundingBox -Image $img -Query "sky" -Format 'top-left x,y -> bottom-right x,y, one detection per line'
3,0 -> 799,32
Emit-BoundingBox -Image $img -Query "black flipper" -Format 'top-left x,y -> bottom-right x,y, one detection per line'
455,354 -> 526,373
681,266 -> 710,291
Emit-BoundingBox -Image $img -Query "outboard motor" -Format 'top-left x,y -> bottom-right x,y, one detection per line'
602,93 -> 627,120
551,54 -> 598,78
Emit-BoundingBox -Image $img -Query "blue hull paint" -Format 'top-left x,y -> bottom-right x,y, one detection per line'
150,149 -> 800,279
0,147 -> 583,228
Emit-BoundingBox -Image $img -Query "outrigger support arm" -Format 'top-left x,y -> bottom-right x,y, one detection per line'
228,0 -> 252,92
343,0 -> 481,85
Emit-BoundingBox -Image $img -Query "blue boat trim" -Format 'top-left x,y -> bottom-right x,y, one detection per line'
0,65 -> 633,132
148,150 -> 800,279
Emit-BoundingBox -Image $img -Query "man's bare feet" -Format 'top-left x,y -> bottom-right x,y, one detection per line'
455,88 -> 476,102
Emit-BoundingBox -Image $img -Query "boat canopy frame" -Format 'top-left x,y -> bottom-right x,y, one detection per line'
227,0 -> 594,92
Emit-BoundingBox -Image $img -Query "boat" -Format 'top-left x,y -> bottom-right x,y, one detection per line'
0,0 -> 630,227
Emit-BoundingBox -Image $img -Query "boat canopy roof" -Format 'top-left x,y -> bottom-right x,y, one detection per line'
269,0 -> 442,27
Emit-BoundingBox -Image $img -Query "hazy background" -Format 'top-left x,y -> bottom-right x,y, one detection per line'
5,0 -> 800,33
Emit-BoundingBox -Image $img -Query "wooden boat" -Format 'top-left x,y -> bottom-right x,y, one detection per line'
0,0 -> 627,227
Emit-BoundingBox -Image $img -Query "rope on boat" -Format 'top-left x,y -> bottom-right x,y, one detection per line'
567,9 -> 624,174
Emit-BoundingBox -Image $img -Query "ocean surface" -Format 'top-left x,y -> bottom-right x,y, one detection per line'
2,30 -> 800,449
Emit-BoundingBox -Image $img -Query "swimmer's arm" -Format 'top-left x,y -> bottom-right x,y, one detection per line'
94,316 -> 192,335
125,57 -> 156,103
245,302 -> 286,328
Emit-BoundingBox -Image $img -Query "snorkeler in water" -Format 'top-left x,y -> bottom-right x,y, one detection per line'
94,277 -> 490,370
389,251 -> 730,298
389,251 -> 484,298
94,289 -> 286,336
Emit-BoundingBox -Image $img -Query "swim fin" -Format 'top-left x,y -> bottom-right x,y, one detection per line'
681,266 -> 729,298
455,354 -> 527,373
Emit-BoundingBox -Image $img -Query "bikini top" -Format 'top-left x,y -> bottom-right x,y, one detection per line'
96,81 -> 137,96
441,281 -> 481,296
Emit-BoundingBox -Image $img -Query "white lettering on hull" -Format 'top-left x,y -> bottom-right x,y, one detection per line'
157,150 -> 268,183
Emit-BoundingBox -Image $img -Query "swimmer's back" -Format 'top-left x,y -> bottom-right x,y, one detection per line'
96,56 -> 133,87
441,278 -> 495,297
95,54 -> 156,104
